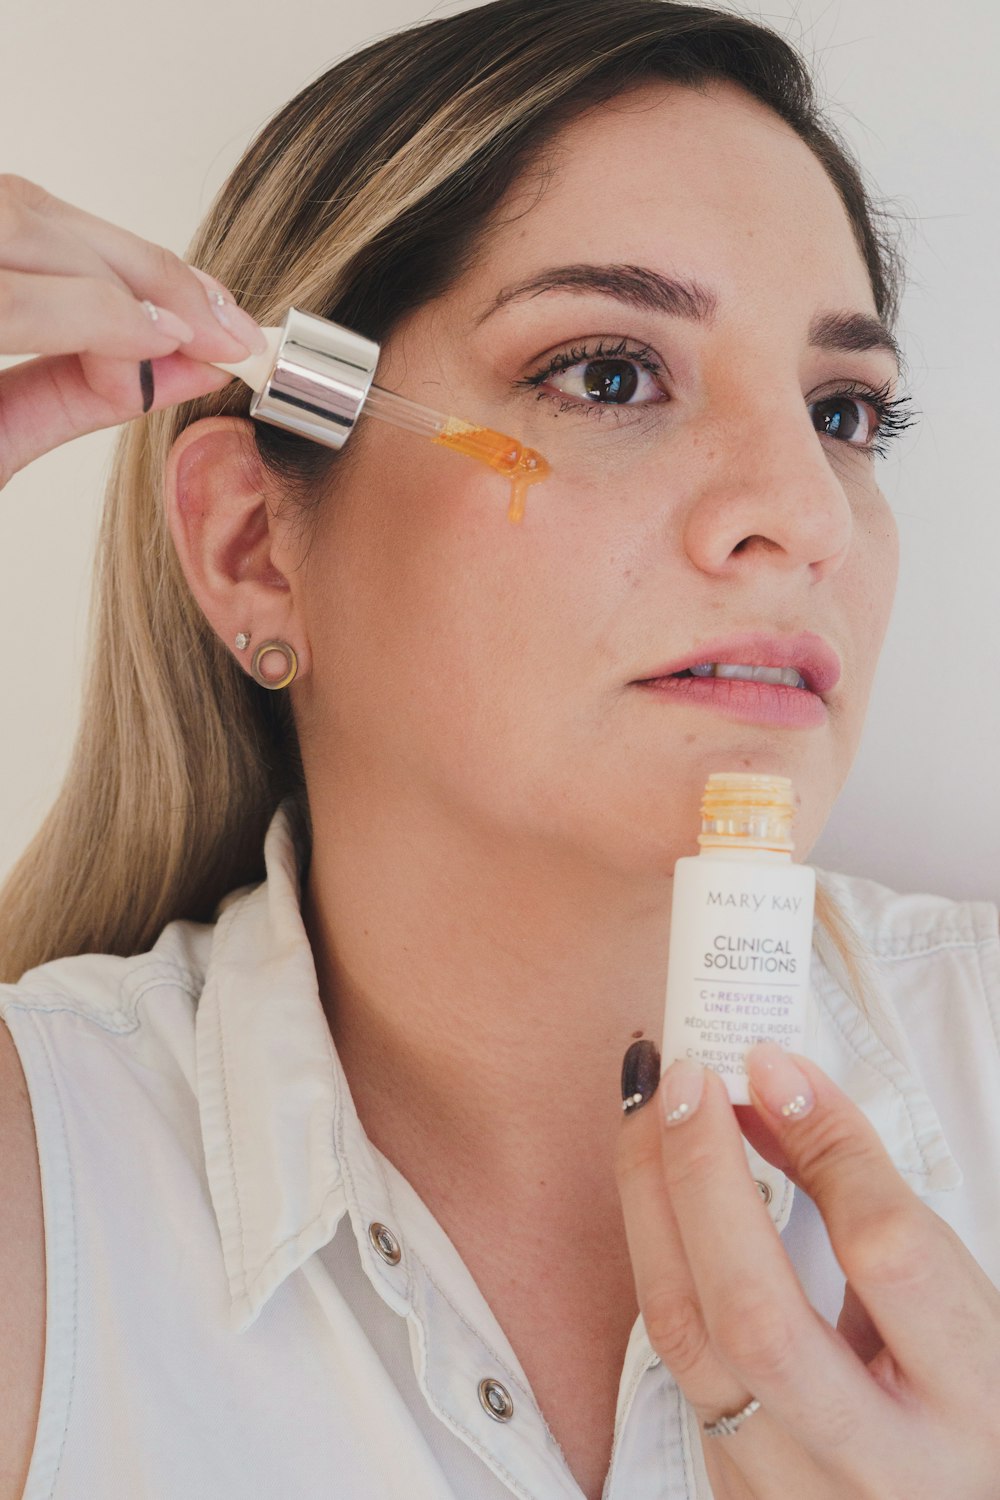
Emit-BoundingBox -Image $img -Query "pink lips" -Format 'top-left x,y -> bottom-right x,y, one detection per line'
633,631 -> 841,729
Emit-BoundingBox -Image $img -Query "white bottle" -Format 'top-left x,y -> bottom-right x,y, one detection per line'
661,773 -> 816,1104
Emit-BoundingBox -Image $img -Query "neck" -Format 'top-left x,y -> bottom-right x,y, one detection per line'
302,788 -> 678,1207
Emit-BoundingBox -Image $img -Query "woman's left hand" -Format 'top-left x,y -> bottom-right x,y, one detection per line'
614,1041 -> 1000,1499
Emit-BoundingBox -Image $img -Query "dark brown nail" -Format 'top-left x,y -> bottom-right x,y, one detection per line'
621,1039 -> 661,1114
139,359 -> 154,414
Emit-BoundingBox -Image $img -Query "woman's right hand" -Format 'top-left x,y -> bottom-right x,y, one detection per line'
0,174 -> 269,489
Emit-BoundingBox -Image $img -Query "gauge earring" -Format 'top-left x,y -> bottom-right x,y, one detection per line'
249,639 -> 298,690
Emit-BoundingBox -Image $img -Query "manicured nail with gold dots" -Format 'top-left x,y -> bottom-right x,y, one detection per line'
746,1042 -> 815,1122
660,1058 -> 705,1126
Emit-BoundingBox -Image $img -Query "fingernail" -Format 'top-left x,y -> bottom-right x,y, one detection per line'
141,299 -> 194,344
189,267 -> 269,354
621,1039 -> 660,1114
660,1058 -> 705,1126
746,1043 -> 815,1122
138,359 -> 154,414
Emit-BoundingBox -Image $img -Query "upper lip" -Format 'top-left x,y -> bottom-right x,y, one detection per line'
636,631 -> 842,697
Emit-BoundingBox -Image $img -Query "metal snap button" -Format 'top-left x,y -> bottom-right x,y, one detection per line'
478,1377 -> 514,1422
368,1222 -> 402,1265
755,1178 -> 773,1206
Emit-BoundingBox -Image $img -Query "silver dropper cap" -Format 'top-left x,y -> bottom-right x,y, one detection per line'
248,306 -> 380,449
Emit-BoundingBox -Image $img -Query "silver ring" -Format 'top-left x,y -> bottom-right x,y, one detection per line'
702,1396 -> 761,1437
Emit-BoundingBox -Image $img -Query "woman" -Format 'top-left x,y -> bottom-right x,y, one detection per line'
1,1 -> 998,1496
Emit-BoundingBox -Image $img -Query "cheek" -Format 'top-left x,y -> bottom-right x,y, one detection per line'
853,490 -> 899,663
830,487 -> 898,755
299,432 -> 624,761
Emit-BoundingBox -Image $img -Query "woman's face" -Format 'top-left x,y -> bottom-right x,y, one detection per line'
291,80 -> 900,873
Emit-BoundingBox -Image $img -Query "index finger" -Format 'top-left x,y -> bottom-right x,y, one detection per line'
745,1043 -> 999,1393
657,1062 -> 894,1462
5,176 -> 264,360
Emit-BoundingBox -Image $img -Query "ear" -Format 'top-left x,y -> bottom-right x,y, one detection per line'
164,416 -> 311,686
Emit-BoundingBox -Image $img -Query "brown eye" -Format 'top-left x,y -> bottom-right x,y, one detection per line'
547,356 -> 660,406
810,396 -> 874,446
580,359 -> 639,402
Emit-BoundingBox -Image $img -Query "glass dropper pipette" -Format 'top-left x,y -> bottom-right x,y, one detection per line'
211,314 -> 549,523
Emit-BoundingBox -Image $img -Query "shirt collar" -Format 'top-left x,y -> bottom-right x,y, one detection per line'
195,798 -> 408,1332
195,802 -> 961,1332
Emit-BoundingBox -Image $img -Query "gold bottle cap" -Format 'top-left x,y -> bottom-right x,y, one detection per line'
697,772 -> 796,852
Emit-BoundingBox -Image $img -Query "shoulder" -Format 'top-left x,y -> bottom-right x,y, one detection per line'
0,914 -> 218,1177
815,864 -> 1000,962
0,1013 -> 45,1498
814,864 -> 1000,1090
0,913 -> 215,1035
0,916 -> 221,1493
811,871 -> 1000,1249
813,865 -> 1000,1068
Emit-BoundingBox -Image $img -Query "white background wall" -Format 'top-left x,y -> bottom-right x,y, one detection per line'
1,0 -> 997,900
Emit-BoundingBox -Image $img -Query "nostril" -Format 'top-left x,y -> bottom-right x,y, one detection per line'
734,535 -> 783,555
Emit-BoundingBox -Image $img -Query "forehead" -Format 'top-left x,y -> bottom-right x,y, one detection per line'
459,79 -> 876,321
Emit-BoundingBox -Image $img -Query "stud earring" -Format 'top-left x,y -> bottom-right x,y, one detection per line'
235,632 -> 251,650
250,640 -> 298,690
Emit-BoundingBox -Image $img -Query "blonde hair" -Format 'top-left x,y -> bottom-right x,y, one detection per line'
0,0 -> 902,1001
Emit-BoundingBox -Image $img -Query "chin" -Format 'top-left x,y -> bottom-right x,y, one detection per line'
579,749 -> 839,874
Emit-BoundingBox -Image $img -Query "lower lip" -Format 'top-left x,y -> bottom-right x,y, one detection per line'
635,674 -> 827,728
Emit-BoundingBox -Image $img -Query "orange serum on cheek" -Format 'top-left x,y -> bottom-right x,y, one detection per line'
210,305 -> 549,524
429,418 -> 548,523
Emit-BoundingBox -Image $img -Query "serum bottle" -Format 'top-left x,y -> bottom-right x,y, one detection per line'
661,772 -> 816,1103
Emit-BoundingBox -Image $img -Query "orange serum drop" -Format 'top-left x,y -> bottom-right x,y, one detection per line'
209,315 -> 551,522
433,418 -> 550,523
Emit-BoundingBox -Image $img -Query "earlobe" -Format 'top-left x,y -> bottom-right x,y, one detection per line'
163,416 -> 308,682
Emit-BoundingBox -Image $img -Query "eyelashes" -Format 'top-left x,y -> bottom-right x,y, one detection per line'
811,377 -> 918,460
515,337 -> 662,411
514,338 -> 919,458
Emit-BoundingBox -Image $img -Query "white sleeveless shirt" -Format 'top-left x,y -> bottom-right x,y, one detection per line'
2,802 -> 998,1500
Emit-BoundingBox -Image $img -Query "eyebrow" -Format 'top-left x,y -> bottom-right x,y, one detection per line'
475,262 -> 902,375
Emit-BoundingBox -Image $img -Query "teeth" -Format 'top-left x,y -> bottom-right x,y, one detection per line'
686,663 -> 808,689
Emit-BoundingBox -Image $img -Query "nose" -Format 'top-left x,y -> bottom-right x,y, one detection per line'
681,388 -> 854,582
